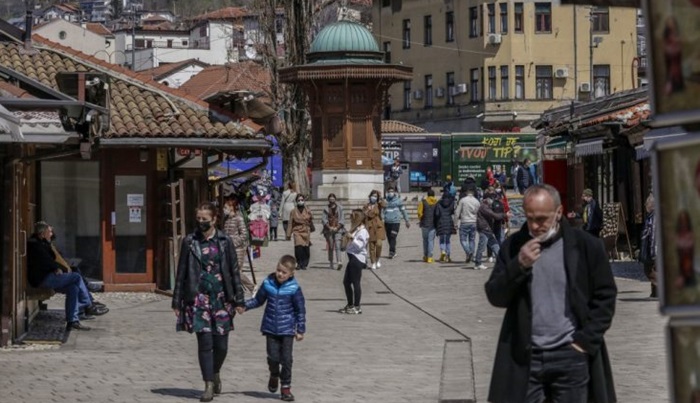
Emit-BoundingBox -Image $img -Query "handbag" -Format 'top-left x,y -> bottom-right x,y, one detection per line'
340,231 -> 353,252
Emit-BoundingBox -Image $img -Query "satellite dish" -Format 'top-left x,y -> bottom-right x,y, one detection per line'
245,45 -> 257,60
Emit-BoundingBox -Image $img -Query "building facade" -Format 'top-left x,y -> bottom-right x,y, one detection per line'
373,0 -> 639,133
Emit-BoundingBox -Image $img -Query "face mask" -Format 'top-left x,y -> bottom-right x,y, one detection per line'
197,221 -> 212,233
297,201 -> 305,207
387,192 -> 395,199
538,214 -> 561,242
328,198 -> 336,204
223,207 -> 232,216
496,189 -> 502,194
370,196 -> 378,204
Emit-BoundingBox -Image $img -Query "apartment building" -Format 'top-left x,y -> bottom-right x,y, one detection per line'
373,0 -> 638,133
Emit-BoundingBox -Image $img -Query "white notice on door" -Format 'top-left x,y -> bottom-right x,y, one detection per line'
129,207 -> 142,223
127,194 -> 144,207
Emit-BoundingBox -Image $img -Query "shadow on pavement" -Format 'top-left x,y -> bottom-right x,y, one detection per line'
618,297 -> 659,302
151,388 -> 200,399
233,391 -> 279,399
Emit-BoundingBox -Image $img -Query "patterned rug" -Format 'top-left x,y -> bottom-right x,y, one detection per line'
20,309 -> 67,345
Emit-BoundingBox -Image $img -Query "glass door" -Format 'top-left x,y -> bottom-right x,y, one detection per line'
114,175 -> 147,274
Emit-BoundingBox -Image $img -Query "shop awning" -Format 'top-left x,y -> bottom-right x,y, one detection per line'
643,126 -> 687,150
635,145 -> 650,160
0,109 -> 79,144
574,139 -> 604,157
98,137 -> 272,152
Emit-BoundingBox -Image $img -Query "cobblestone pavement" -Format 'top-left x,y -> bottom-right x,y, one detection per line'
0,223 -> 668,402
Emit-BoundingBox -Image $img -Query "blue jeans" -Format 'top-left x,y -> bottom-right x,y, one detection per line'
459,223 -> 477,257
475,232 -> 500,265
41,272 -> 92,323
421,227 -> 436,258
439,234 -> 451,256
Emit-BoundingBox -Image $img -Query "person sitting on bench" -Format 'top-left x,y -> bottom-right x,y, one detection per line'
27,221 -> 107,331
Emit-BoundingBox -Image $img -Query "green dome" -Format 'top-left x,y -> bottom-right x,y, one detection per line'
310,20 -> 380,54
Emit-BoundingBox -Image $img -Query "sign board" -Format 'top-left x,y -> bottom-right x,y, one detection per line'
644,0 -> 700,126
560,0 -> 640,6
667,319 -> 700,402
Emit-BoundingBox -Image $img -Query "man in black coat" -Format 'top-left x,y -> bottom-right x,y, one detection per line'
485,184 -> 617,403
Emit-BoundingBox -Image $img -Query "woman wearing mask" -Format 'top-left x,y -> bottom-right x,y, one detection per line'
287,194 -> 314,270
382,185 -> 410,259
222,197 -> 256,294
280,182 -> 298,241
363,190 -> 387,270
322,193 -> 345,270
340,209 -> 369,314
172,202 -> 245,402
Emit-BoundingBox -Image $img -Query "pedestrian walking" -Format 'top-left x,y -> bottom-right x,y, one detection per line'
321,193 -> 345,270
389,158 -> 403,193
516,159 -> 533,194
222,197 -> 256,293
417,189 -> 439,263
340,209 -> 369,314
286,194 -> 314,270
382,185 -> 410,259
491,183 -> 509,245
243,255 -> 306,402
270,202 -> 280,241
172,202 -> 246,402
280,182 -> 298,240
363,189 -> 387,270
434,192 -> 455,262
484,184 -> 617,403
639,193 -> 657,298
567,188 -> 603,237
474,197 -> 506,270
454,189 -> 481,263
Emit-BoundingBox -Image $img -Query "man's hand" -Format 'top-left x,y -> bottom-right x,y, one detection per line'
566,212 -> 576,219
173,308 -> 180,317
235,306 -> 246,315
54,269 -> 62,275
518,238 -> 542,269
295,333 -> 304,341
405,221 -> 411,229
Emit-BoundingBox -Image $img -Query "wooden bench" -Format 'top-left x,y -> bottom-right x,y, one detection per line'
26,286 -> 55,311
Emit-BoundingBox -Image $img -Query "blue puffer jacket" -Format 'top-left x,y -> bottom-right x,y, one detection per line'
245,273 -> 306,336
382,195 -> 409,224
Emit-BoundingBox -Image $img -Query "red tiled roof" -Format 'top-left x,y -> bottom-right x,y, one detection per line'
85,23 -> 112,37
191,7 -> 248,21
578,102 -> 651,129
179,62 -> 271,100
1,36 -> 262,139
381,120 -> 426,134
0,81 -> 34,98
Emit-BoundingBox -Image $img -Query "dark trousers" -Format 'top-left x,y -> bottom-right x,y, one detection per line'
270,226 -> 278,240
196,332 -> 229,382
385,222 -> 401,255
282,221 -> 289,239
294,245 -> 310,269
526,344 -> 589,403
267,335 -> 294,386
343,254 -> 363,307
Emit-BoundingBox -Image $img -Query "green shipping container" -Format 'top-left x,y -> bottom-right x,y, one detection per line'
446,133 -> 537,187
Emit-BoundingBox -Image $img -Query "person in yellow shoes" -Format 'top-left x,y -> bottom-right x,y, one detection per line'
417,189 -> 439,263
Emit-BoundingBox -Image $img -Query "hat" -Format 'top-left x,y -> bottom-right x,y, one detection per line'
583,188 -> 593,197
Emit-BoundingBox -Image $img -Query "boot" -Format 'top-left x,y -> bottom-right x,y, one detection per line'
200,381 -> 214,402
650,284 -> 658,298
213,373 -> 222,395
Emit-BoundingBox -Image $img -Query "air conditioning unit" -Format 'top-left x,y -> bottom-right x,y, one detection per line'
455,83 -> 468,94
579,82 -> 591,92
435,87 -> 445,98
487,33 -> 502,45
413,89 -> 424,100
554,67 -> 569,78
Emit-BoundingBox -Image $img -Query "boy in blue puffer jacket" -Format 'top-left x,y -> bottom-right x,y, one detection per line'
244,255 -> 306,402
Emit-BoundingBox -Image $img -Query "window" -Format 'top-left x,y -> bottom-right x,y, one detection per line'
479,5 -> 484,36
470,68 -> 480,103
424,15 -> 432,46
593,65 -> 610,98
58,30 -> 67,40
383,41 -> 391,63
487,4 -> 496,34
500,3 -> 508,34
199,25 -> 208,37
515,65 -> 525,99
446,72 -> 455,105
135,38 -> 145,48
500,66 -> 509,99
403,81 -> 411,110
535,66 -> 553,99
403,19 -> 411,48
446,11 -> 454,42
167,39 -> 173,48
514,3 -> 524,33
469,7 -> 478,38
488,67 -> 497,100
425,75 -> 433,108
382,0 -> 391,7
535,3 -> 552,33
591,7 -> 609,33
182,40 -> 188,47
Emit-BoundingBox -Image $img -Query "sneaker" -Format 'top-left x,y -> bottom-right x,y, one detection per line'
336,262 -> 343,270
488,257 -> 495,263
376,260 -> 381,269
476,264 -> 488,270
268,376 -> 279,393
370,263 -> 377,270
281,386 -> 295,401
422,256 -> 428,262
339,305 -> 354,314
426,257 -> 435,263
329,262 -> 335,270
346,306 -> 362,314
439,252 -> 447,262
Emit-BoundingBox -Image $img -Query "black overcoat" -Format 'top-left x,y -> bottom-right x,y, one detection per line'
484,220 -> 617,403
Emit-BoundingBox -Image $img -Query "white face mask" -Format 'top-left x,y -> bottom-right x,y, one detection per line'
529,212 -> 561,242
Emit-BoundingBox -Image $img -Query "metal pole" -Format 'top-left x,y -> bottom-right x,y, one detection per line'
131,7 -> 136,71
573,6 -> 578,100
589,12 -> 594,100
